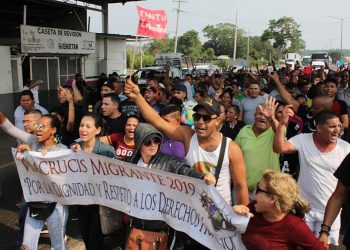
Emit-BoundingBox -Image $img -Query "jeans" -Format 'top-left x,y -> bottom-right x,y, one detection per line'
22,204 -> 68,250
18,198 -> 28,245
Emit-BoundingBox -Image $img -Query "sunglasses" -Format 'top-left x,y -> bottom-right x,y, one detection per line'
33,123 -> 46,131
255,182 -> 271,195
144,137 -> 161,147
192,113 -> 217,123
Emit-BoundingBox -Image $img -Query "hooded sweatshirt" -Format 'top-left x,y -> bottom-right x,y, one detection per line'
128,123 -> 203,179
127,123 -> 204,230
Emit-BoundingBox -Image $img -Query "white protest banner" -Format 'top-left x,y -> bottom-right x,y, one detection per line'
20,25 -> 95,54
12,148 -> 249,250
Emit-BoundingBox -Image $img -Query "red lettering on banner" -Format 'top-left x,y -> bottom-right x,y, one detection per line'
137,6 -> 167,39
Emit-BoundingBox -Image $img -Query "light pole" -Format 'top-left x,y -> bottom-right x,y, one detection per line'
233,10 -> 238,60
173,0 -> 186,53
327,16 -> 350,59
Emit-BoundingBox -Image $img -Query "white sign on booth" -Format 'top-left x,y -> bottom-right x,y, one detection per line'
20,25 -> 95,54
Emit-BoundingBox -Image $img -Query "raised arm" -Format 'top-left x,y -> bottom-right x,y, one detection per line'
71,79 -> 83,105
124,78 -> 193,152
270,73 -> 300,113
65,90 -> 76,133
228,141 -> 249,205
273,105 -> 297,154
0,112 -> 30,143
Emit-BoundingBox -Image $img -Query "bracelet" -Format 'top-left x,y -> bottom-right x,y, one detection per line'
319,223 -> 331,236
319,230 -> 330,236
321,223 -> 331,232
69,108 -> 75,111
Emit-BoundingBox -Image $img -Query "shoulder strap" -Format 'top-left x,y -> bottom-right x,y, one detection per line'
215,136 -> 227,187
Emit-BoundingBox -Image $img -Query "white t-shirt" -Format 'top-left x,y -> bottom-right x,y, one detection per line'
186,134 -> 232,205
289,133 -> 350,211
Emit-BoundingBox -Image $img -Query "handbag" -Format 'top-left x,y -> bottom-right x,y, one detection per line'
28,202 -> 57,221
99,205 -> 122,235
126,227 -> 168,250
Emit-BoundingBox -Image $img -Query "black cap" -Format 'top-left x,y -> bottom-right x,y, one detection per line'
193,97 -> 221,117
102,81 -> 114,90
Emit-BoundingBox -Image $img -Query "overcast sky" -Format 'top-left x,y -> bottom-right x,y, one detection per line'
87,0 -> 350,50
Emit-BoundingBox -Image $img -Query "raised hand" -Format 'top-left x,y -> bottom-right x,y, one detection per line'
269,71 -> 280,83
257,96 -> 278,121
279,104 -> 294,126
124,77 -> 141,100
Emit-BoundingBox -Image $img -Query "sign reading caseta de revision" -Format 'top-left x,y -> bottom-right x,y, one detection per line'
20,25 -> 95,54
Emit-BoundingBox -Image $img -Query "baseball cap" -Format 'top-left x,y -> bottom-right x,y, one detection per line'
193,97 -> 221,117
102,81 -> 114,90
173,83 -> 187,93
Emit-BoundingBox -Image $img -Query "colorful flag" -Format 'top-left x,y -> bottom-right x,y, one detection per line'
137,6 -> 167,39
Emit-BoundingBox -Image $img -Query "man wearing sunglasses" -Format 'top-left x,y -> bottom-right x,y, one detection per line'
125,78 -> 249,207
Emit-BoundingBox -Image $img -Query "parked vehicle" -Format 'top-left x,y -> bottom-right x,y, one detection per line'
285,53 -> 302,70
193,64 -> 220,76
302,56 -> 312,66
311,52 -> 332,64
132,66 -> 182,85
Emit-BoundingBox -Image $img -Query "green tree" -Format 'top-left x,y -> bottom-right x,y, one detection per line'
261,16 -> 305,59
202,23 -> 246,57
249,36 -> 276,61
177,30 -> 202,60
127,48 -> 155,69
143,35 -> 175,55
202,48 -> 216,59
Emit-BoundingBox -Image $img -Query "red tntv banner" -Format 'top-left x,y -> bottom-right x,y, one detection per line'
137,6 -> 167,39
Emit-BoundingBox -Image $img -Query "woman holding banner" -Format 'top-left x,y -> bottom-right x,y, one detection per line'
233,170 -> 326,250
99,114 -> 139,161
125,123 -> 216,249
0,112 -> 69,250
71,113 -> 115,250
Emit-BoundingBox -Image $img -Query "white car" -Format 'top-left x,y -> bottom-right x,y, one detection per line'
132,66 -> 182,85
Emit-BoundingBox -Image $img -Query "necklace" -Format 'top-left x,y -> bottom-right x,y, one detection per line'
39,142 -> 57,155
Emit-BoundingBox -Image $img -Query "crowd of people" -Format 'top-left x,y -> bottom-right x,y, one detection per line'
1,64 -> 350,249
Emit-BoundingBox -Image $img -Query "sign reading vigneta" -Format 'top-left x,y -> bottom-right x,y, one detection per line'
20,25 -> 95,54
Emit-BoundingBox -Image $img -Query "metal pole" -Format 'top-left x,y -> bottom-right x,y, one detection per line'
233,10 -> 238,60
340,18 -> 343,59
139,38 -> 143,68
174,1 -> 181,53
23,5 -> 27,25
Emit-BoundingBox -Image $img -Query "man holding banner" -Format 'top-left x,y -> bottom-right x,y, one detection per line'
125,77 -> 249,207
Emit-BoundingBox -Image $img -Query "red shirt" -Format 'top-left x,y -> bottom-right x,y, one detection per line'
108,133 -> 135,161
242,203 -> 326,250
